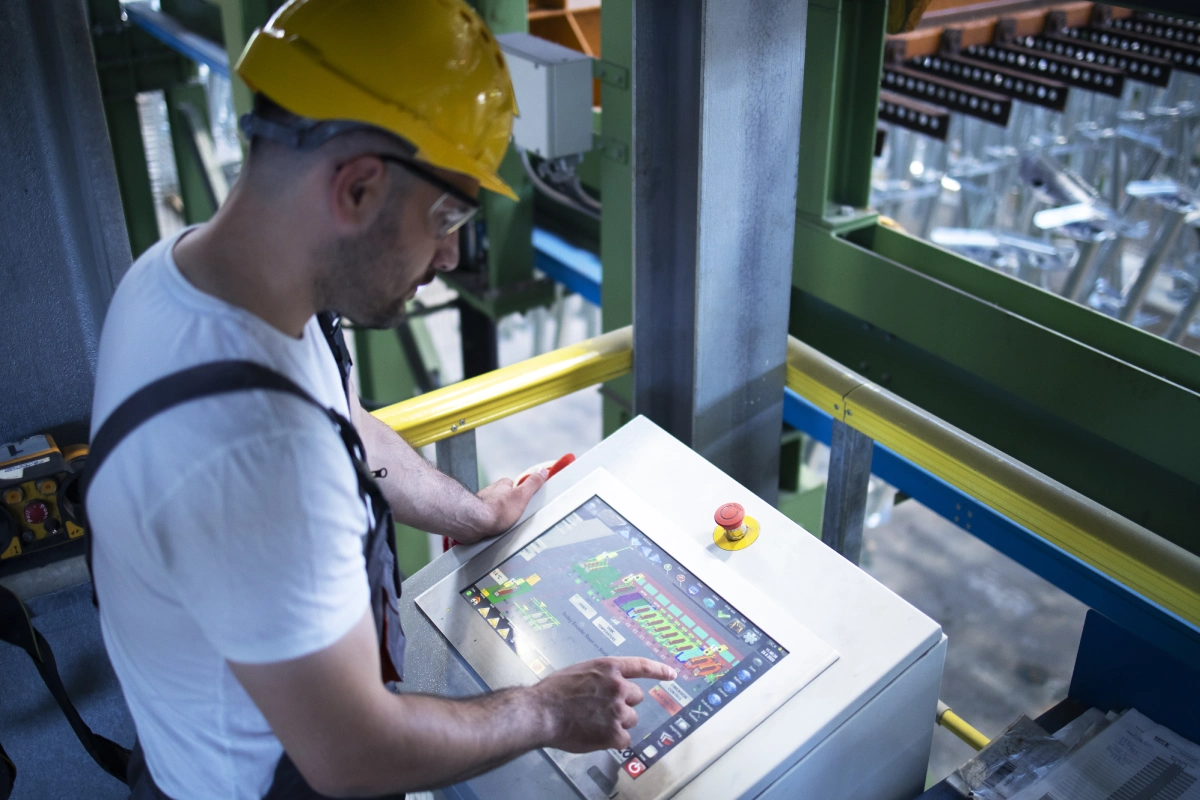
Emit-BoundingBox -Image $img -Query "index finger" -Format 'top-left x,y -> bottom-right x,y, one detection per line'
611,656 -> 677,682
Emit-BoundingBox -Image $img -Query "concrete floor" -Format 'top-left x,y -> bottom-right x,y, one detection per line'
413,280 -> 1091,787
861,502 -> 1088,784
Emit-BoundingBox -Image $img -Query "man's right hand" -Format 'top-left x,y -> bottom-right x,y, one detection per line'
531,657 -> 678,753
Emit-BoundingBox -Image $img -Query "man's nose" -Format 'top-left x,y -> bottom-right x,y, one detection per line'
432,233 -> 460,272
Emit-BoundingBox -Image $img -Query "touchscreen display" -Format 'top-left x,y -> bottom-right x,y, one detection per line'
461,496 -> 789,779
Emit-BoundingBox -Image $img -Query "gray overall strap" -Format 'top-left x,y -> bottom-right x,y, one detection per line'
88,359 -> 404,799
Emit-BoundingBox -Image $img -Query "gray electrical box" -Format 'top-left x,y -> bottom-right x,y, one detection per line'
497,32 -> 594,159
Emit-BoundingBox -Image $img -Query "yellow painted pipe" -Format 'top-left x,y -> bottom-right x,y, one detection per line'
785,336 -> 1200,629
373,327 -> 632,450
937,700 -> 989,751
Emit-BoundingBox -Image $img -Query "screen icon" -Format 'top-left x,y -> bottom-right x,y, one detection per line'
687,585 -> 700,596
623,758 -> 646,778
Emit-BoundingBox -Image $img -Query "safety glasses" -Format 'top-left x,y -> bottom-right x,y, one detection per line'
376,154 -> 480,239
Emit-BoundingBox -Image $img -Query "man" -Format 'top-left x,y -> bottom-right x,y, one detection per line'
87,1 -> 673,797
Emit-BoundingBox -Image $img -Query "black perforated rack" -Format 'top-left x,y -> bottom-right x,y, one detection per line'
962,42 -> 1125,97
882,64 -> 1012,126
909,53 -> 1069,111
1019,33 -> 1173,87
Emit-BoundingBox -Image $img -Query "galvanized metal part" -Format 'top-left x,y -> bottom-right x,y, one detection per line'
631,0 -> 807,505
435,430 -> 480,494
1117,203 -> 1194,323
1059,230 -> 1114,301
820,420 -> 875,564
1165,282 -> 1200,343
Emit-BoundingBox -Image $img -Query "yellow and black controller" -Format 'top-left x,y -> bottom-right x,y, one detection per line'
1,435 -> 88,562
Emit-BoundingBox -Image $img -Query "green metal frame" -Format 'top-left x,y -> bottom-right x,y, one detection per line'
599,0 -> 634,438
790,0 -> 1200,555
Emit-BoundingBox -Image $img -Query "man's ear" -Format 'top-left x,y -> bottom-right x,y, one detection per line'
329,155 -> 388,233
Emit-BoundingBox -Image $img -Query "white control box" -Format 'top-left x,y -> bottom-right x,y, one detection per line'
497,32 -> 594,159
412,416 -> 946,800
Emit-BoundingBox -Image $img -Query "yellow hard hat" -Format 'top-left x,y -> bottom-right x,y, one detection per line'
235,0 -> 519,200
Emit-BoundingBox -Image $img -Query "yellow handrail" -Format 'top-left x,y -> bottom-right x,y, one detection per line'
371,325 -> 1200,626
373,327 -> 632,449
936,701 -> 989,751
786,337 -> 1200,628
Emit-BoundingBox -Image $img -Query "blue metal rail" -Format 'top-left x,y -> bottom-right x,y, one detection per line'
783,388 -> 1200,671
533,228 -> 602,306
124,2 -> 230,79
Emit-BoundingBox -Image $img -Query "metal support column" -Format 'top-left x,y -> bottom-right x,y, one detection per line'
436,431 -> 480,493
1118,204 -> 1191,324
458,300 -> 499,379
820,420 -> 875,563
632,0 -> 808,505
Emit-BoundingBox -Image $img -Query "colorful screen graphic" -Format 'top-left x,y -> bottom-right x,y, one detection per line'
461,496 -> 789,779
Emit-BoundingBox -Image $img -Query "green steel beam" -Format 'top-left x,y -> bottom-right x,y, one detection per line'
852,225 -> 1200,395
212,0 -> 281,117
483,148 -> 535,291
90,0 -> 193,256
600,0 -> 633,437
790,0 -> 1200,558
166,81 -> 220,224
789,228 -> 1200,552
795,0 -> 887,223
101,97 -> 162,258
790,288 -> 1200,555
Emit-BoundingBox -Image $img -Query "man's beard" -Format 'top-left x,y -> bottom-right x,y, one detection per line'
316,208 -> 414,329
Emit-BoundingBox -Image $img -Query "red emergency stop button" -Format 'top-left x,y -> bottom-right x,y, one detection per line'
24,500 -> 49,525
714,503 -> 745,531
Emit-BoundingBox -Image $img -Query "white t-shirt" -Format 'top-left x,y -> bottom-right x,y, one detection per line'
89,229 -> 371,799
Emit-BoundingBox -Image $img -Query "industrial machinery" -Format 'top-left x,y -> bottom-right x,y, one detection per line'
407,418 -> 944,800
0,437 -> 88,564
873,3 -> 1200,344
3,0 -> 1200,796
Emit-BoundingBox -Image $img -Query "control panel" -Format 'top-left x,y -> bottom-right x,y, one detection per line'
1,435 -> 87,563
404,415 -> 945,800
